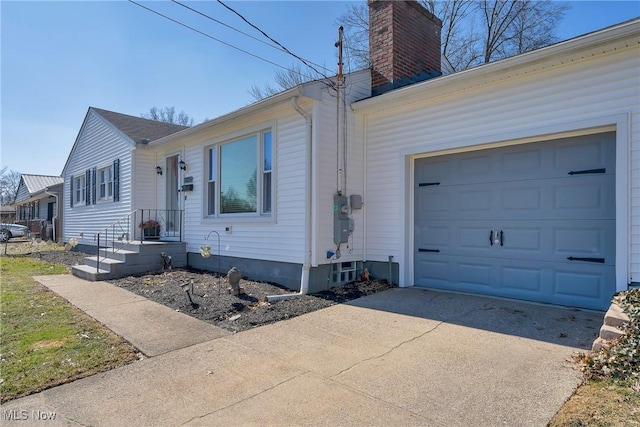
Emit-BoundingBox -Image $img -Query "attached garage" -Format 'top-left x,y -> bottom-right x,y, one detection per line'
354,17 -> 637,312
414,132 -> 616,310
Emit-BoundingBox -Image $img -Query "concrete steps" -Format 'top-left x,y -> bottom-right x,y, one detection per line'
72,264 -> 114,281
592,302 -> 631,352
72,241 -> 187,281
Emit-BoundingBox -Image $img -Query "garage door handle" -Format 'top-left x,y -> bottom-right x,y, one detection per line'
489,230 -> 494,246
419,248 -> 440,253
567,257 -> 605,263
568,168 -> 606,175
499,230 -> 504,247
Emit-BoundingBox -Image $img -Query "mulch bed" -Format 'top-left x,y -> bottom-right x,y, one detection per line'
16,247 -> 395,333
110,269 -> 394,332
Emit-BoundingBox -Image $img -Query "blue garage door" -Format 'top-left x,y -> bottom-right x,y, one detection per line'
414,132 -> 615,310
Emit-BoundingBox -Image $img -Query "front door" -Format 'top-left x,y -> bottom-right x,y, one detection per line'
47,202 -> 54,221
165,154 -> 181,235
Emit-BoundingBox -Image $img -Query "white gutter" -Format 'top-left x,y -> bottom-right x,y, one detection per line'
267,97 -> 313,302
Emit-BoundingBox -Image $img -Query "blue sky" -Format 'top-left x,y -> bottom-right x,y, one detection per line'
2,0 -> 639,177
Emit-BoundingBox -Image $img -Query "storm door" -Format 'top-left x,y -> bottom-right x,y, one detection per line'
165,154 -> 181,234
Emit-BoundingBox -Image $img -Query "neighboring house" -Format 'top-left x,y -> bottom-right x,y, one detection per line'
62,108 -> 187,248
64,1 -> 639,311
14,174 -> 64,240
0,205 -> 16,224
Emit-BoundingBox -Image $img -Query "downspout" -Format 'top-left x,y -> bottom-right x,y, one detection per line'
267,96 -> 312,302
44,188 -> 59,242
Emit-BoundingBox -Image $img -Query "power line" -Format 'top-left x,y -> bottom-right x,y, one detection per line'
171,0 -> 332,75
170,2 -> 276,51
128,0 -> 309,77
215,0 -> 334,80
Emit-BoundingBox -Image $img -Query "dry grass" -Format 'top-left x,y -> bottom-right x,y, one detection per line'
0,256 -> 139,403
551,288 -> 640,426
550,380 -> 640,426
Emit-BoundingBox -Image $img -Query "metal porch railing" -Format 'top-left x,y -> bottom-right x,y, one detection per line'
94,209 -> 183,272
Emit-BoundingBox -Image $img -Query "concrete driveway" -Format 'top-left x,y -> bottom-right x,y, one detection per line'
1,287 -> 601,426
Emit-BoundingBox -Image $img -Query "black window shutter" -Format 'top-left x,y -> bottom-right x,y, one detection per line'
70,176 -> 74,207
92,167 -> 97,204
113,159 -> 120,202
85,169 -> 91,204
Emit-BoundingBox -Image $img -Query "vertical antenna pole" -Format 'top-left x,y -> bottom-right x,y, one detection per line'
337,26 -> 344,85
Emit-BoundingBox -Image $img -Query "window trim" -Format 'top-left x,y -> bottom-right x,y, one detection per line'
97,164 -> 114,202
73,174 -> 86,206
204,126 -> 274,220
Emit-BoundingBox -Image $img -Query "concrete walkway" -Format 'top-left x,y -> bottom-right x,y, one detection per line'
1,276 -> 602,426
32,275 -> 229,356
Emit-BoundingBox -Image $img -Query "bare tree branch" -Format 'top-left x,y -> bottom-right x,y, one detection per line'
248,63 -> 325,101
0,167 -> 21,205
334,0 -> 569,73
141,107 -> 194,126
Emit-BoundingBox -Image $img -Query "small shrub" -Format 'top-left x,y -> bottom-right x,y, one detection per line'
580,289 -> 640,381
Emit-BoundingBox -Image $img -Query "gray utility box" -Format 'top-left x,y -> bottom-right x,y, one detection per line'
333,194 -> 353,244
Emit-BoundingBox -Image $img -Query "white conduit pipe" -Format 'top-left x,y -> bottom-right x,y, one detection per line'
267,97 -> 312,302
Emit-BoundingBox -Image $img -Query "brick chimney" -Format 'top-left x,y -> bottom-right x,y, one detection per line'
368,0 -> 442,95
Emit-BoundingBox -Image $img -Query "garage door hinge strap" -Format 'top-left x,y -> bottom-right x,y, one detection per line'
418,182 -> 441,187
568,168 -> 605,175
419,248 -> 441,253
567,256 -> 605,263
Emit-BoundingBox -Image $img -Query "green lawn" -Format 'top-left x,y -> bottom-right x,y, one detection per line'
0,256 -> 138,403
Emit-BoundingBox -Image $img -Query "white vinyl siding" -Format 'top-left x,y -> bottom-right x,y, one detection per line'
175,111 -> 306,264
358,44 -> 638,288
63,110 -> 134,246
132,148 -> 159,211
312,83 -> 368,267
141,72 -> 370,267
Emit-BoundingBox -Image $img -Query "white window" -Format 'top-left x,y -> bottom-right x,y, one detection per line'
74,175 -> 86,205
98,165 -> 113,200
207,129 -> 273,216
207,148 -> 217,215
262,131 -> 272,214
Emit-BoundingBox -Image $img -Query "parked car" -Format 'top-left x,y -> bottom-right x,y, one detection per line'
0,223 -> 29,242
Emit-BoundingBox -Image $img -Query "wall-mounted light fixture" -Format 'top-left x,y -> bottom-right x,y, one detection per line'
179,160 -> 186,171
156,166 -> 163,176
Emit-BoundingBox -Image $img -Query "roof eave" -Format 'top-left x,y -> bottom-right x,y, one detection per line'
149,85 -> 309,146
14,180 -> 63,204
353,18 -> 640,112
